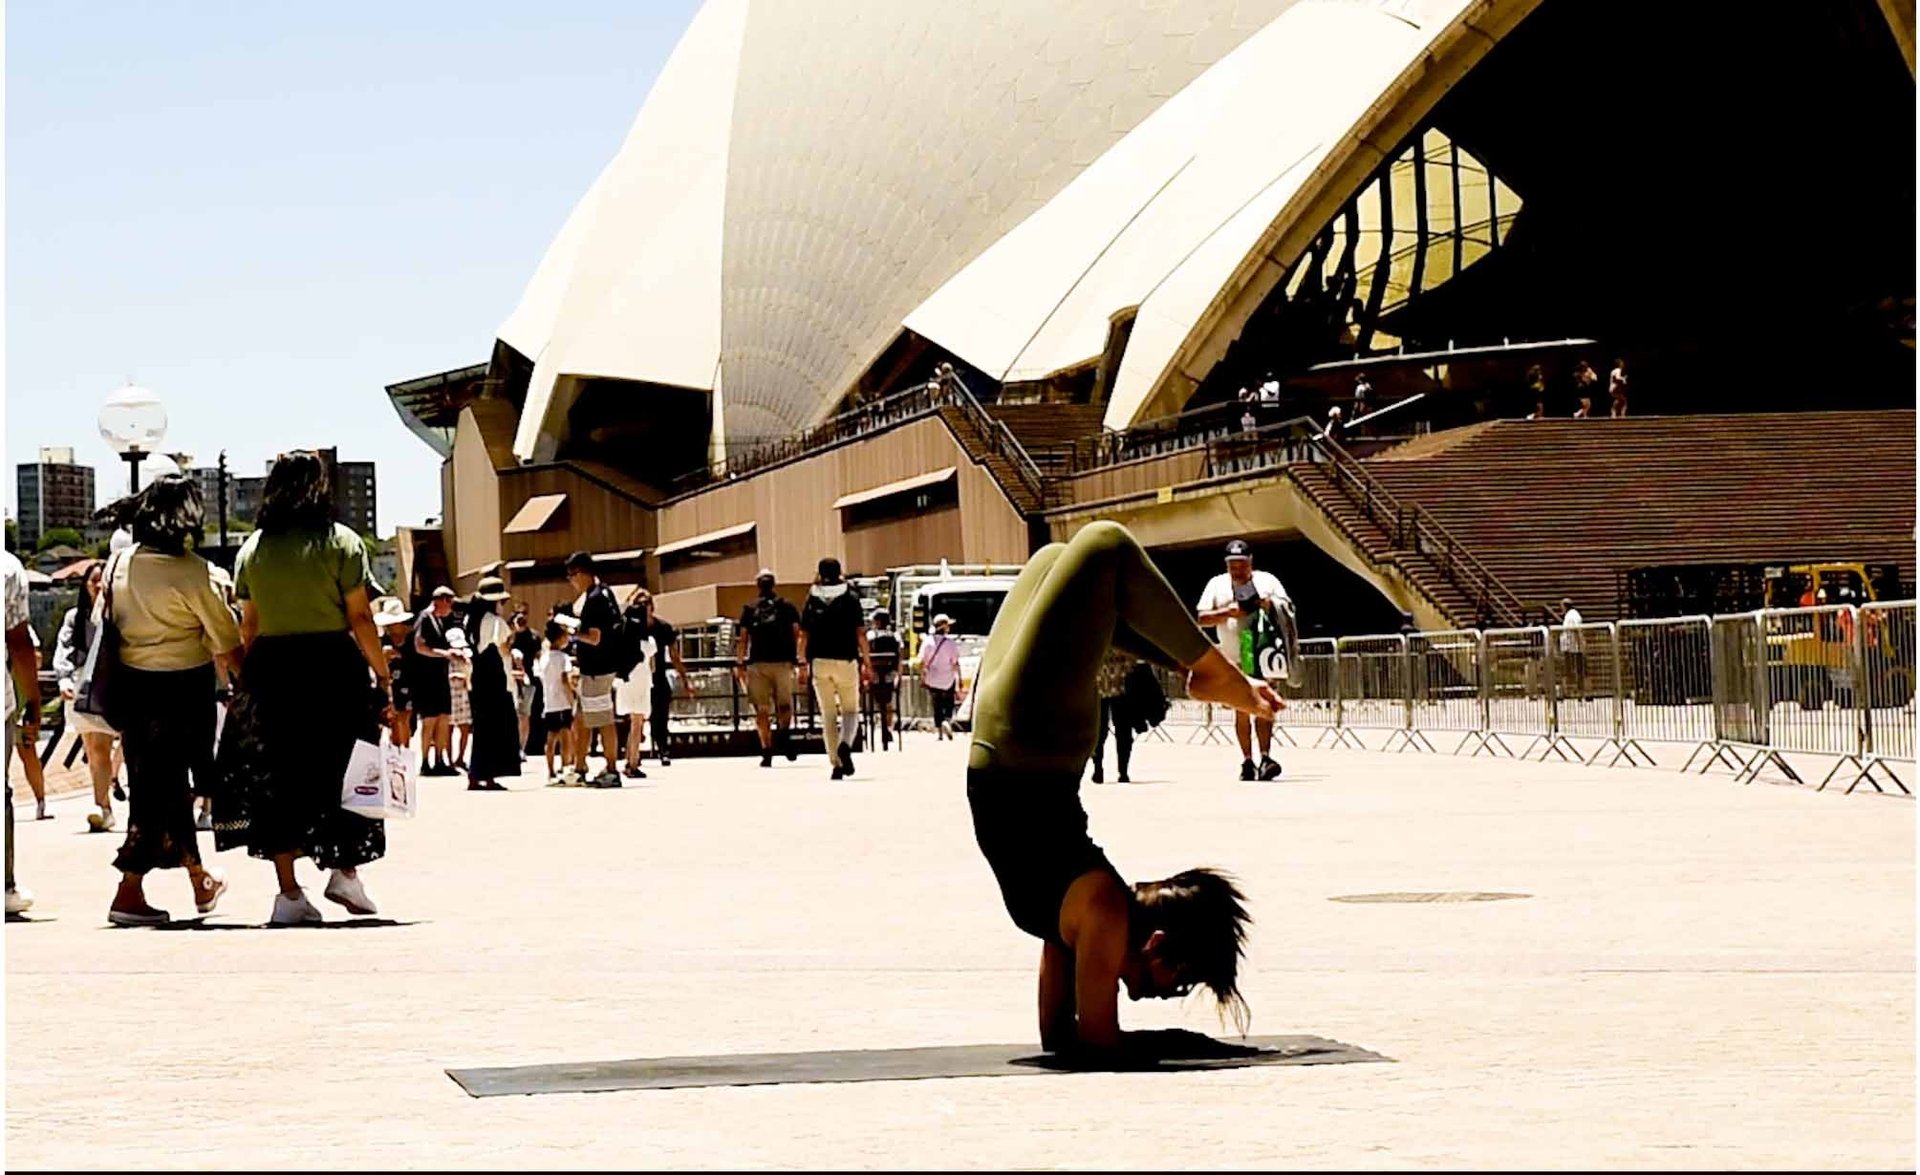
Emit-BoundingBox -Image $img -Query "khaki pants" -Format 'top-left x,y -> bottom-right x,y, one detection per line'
810,659 -> 860,752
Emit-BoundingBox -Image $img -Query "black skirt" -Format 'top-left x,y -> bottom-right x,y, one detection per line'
213,631 -> 385,870
465,644 -> 522,782
113,662 -> 215,875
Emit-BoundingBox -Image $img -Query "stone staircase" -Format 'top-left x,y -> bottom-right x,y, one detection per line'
1288,462 -> 1487,627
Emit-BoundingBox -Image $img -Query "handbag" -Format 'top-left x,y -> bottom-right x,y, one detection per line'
341,731 -> 418,820
74,547 -> 129,729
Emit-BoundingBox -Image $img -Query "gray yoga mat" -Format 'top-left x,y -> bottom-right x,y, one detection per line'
447,1034 -> 1390,1097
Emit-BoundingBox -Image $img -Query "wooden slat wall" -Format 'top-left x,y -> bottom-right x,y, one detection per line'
663,547 -> 761,594
1060,450 -> 1208,507
657,417 -> 1029,583
498,465 -> 659,566
843,506 -> 963,577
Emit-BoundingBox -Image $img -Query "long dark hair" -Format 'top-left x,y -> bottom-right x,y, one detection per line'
129,475 -> 203,556
255,450 -> 335,534
72,559 -> 104,646
1133,868 -> 1253,1034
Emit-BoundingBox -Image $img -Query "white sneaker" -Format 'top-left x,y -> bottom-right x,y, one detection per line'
323,870 -> 378,916
86,807 -> 116,833
195,809 -> 212,832
270,890 -> 325,926
6,887 -> 34,915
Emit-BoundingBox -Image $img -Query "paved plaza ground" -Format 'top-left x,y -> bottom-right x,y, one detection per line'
6,729 -> 1913,1169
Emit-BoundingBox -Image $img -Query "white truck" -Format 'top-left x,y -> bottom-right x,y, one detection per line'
853,561 -> 1023,714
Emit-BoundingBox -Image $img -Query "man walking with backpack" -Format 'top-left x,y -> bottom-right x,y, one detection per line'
798,557 -> 872,780
565,551 -> 625,786
735,569 -> 801,768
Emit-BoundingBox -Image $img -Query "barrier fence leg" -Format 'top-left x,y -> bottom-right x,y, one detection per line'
1736,747 -> 1805,786
1851,758 -> 1912,796
1816,754 -> 1868,792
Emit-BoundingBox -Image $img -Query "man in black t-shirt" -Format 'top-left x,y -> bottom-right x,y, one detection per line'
734,569 -> 802,767
411,586 -> 459,776
866,609 -> 902,750
566,551 -> 624,785
509,608 -> 543,754
798,557 -> 873,779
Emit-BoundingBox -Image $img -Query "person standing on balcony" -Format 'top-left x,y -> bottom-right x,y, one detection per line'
1608,358 -> 1629,418
736,570 -> 801,768
1572,358 -> 1600,411
1524,364 -> 1548,420
798,557 -> 872,780
1196,540 -> 1290,782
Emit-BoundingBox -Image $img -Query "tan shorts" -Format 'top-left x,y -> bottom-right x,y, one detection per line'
745,663 -> 795,710
575,673 -> 617,729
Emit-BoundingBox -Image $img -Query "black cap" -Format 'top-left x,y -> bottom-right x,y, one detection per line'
1224,539 -> 1252,560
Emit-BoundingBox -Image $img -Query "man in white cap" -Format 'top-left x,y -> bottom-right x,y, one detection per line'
1196,539 -> 1291,781
734,569 -> 801,767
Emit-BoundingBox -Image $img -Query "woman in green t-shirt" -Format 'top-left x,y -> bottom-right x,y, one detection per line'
223,451 -> 394,926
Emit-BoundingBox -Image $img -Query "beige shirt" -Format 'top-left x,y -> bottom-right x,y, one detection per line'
108,547 -> 243,671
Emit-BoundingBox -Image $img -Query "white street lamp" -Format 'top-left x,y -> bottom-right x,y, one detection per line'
97,384 -> 169,494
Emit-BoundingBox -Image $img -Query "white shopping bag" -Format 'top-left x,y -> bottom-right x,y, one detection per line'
341,733 -> 418,820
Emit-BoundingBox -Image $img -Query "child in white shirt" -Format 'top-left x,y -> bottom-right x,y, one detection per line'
537,619 -> 578,780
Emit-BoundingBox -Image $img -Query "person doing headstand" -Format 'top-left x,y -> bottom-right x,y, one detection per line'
968,521 -> 1282,1059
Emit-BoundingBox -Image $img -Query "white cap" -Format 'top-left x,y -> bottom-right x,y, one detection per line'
932,613 -> 952,627
108,528 -> 133,554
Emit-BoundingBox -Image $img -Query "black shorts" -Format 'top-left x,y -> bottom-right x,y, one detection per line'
966,764 -> 1118,946
869,677 -> 896,706
542,710 -> 574,735
413,665 -> 451,718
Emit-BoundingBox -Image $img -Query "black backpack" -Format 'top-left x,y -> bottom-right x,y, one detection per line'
615,600 -> 650,679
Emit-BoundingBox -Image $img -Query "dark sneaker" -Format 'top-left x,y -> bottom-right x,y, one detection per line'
623,765 -> 648,779
1258,757 -> 1283,781
590,771 -> 622,789
1239,759 -> 1257,781
1091,766 -> 1105,785
780,730 -> 797,762
838,741 -> 855,776
830,766 -> 846,781
658,752 -> 671,766
760,753 -> 773,768
1117,773 -> 1131,784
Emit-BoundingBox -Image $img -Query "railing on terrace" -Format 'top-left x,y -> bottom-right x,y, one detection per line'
667,370 -> 1046,505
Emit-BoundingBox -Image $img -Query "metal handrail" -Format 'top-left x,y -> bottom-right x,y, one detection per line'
940,369 -> 1046,505
668,379 -> 956,496
1308,430 -> 1528,627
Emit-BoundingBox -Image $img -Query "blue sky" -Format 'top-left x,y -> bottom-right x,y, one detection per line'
6,0 -> 702,535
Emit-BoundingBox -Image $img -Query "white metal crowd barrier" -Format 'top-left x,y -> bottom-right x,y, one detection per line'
1274,605 -> 1915,795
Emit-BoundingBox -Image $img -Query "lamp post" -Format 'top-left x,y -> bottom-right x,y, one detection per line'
98,384 -> 169,495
